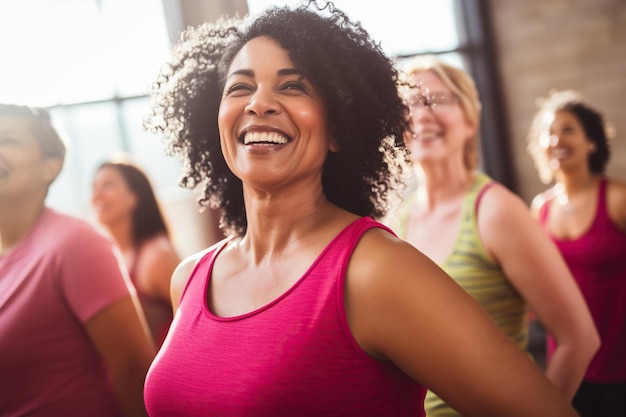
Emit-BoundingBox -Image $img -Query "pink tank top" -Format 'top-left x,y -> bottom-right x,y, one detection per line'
144,217 -> 426,416
538,179 -> 626,382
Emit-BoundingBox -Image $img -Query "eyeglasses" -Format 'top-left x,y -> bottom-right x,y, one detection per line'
406,92 -> 459,113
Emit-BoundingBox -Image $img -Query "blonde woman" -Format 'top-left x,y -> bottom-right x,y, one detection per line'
389,56 -> 599,417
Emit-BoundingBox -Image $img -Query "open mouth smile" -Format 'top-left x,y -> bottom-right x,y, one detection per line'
241,131 -> 290,145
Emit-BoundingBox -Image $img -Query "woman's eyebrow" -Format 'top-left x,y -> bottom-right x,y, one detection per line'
227,68 -> 304,79
226,69 -> 254,79
277,68 -> 303,77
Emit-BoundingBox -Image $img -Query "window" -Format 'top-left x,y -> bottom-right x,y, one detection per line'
247,0 -> 461,59
0,0 -> 184,217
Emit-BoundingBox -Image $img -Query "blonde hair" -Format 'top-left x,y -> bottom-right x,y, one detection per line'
401,55 -> 482,171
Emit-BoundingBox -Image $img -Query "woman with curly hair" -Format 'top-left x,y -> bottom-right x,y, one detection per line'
528,90 -> 626,417
142,2 -> 580,416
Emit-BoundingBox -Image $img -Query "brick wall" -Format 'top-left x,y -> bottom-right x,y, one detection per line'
487,0 -> 626,201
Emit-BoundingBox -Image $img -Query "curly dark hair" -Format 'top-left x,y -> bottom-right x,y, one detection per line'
527,90 -> 613,184
144,0 -> 411,236
96,160 -> 171,247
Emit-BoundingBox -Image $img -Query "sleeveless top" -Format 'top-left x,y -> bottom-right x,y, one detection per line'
128,237 -> 173,347
538,178 -> 626,382
144,217 -> 426,417
396,173 -> 527,417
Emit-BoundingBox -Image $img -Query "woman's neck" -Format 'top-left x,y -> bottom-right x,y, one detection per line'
240,185 -> 346,264
0,200 -> 46,255
103,217 -> 135,252
415,161 -> 474,211
554,169 -> 599,195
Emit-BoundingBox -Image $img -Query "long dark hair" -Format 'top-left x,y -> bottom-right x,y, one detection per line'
96,161 -> 170,247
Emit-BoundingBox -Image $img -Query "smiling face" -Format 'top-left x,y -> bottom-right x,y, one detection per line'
0,115 -> 61,206
217,36 -> 336,192
542,110 -> 594,174
91,166 -> 138,228
404,70 -> 475,167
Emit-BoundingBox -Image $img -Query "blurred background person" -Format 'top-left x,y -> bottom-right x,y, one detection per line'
0,104 -> 154,416
387,56 -> 599,417
92,159 -> 180,347
527,89 -> 626,417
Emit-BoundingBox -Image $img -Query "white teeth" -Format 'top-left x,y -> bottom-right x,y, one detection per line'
550,148 -> 570,159
243,132 -> 288,145
416,133 -> 440,141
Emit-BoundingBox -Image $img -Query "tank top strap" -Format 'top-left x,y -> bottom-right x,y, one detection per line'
584,177 -> 610,235
180,237 -> 234,302
462,172 -> 494,220
352,216 -> 396,237
537,197 -> 550,223
597,177 -> 608,216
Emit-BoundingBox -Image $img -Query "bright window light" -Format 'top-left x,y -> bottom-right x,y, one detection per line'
0,0 -> 171,107
246,0 -> 460,57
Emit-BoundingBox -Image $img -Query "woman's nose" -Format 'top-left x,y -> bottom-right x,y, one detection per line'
539,133 -> 559,149
411,105 -> 434,126
245,87 -> 281,117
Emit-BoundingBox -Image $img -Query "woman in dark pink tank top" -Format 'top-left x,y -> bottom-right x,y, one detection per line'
528,90 -> 626,417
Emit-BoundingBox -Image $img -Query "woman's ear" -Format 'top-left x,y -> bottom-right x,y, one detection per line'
465,121 -> 478,141
329,125 -> 341,152
588,141 -> 597,153
43,157 -> 63,185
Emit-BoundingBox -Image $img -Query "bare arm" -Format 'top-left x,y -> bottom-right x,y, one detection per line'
346,229 -> 579,417
479,184 -> 599,400
136,237 -> 181,304
170,246 -> 217,312
86,296 -> 156,417
170,257 -> 196,312
529,192 -> 547,219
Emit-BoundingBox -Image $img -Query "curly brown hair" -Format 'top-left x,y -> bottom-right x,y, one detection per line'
144,0 -> 411,236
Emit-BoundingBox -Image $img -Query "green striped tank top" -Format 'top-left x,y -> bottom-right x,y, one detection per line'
396,173 -> 528,417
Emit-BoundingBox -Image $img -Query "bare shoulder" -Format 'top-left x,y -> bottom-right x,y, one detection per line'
606,177 -> 626,197
529,188 -> 553,218
606,178 -> 626,229
476,183 -> 547,264
170,240 -> 228,310
348,227 -> 431,282
346,227 -> 440,309
478,182 -> 533,226
139,235 -> 181,266
344,226 -> 465,357
144,233 -> 176,250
